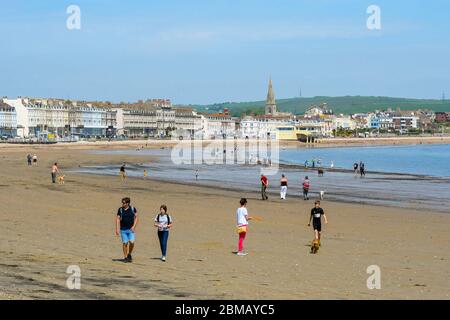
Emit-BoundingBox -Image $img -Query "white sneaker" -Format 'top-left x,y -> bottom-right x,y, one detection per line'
236,252 -> 248,256
161,256 -> 166,261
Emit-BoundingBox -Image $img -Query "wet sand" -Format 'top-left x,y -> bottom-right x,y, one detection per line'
77,147 -> 450,213
0,145 -> 449,299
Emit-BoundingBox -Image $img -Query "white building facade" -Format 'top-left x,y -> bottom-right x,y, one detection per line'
0,101 -> 17,137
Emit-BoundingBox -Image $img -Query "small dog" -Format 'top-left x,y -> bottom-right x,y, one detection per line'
320,191 -> 325,200
310,239 -> 320,254
57,175 -> 65,184
318,169 -> 324,176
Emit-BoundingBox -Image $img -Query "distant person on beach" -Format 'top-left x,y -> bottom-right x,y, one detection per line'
154,205 -> 173,262
236,198 -> 253,256
115,197 -> 138,263
312,159 -> 316,168
304,160 -> 309,168
308,200 -> 328,245
330,161 -> 334,169
195,169 -> 199,181
143,169 -> 148,177
120,163 -> 126,180
51,163 -> 59,184
360,161 -> 366,177
260,174 -> 268,200
302,176 -> 310,200
27,154 -> 32,166
32,154 -> 37,165
317,159 -> 322,167
353,162 -> 359,175
280,174 -> 288,200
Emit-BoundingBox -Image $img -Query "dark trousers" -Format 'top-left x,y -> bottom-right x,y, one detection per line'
303,188 -> 309,200
261,185 -> 268,200
157,231 -> 169,256
51,172 -> 56,183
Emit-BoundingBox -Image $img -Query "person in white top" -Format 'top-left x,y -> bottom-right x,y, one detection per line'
153,205 -> 173,262
236,198 -> 253,256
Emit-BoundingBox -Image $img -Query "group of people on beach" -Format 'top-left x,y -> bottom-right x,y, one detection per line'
261,174 -> 311,201
26,153 -> 63,184
114,195 -> 328,259
26,153 -> 38,166
237,196 -> 328,255
353,161 -> 366,177
115,197 -> 172,262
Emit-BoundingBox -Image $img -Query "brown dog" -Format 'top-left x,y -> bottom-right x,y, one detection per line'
57,175 -> 65,184
310,239 -> 320,254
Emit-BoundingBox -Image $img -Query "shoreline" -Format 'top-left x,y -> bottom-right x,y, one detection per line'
74,147 -> 450,214
1,135 -> 450,151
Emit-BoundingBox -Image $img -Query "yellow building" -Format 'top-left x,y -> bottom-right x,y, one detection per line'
276,126 -> 314,141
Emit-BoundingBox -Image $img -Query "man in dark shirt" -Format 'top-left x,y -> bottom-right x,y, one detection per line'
115,197 -> 138,262
308,200 -> 328,244
360,161 -> 366,177
260,174 -> 268,200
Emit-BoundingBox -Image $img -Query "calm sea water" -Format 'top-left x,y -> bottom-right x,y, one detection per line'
280,144 -> 450,177
74,144 -> 450,212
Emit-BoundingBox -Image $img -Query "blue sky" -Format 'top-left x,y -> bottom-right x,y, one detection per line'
1,0 -> 449,104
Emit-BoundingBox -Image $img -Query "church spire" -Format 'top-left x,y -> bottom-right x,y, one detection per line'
265,76 -> 277,115
266,76 -> 276,105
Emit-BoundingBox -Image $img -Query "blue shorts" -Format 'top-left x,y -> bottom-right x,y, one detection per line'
120,229 -> 135,243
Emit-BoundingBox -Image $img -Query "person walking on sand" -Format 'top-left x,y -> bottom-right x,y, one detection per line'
115,197 -> 138,263
308,200 -> 328,245
280,174 -> 288,200
119,163 -> 126,180
360,161 -> 366,177
32,154 -> 37,165
353,162 -> 359,175
236,198 -> 253,256
260,174 -> 268,200
27,154 -> 32,166
302,176 -> 310,200
51,163 -> 59,183
154,205 -> 173,262
195,169 -> 199,181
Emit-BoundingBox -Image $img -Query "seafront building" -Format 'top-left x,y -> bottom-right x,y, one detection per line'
1,77 -> 440,141
3,98 -> 108,138
202,109 -> 236,138
0,101 -> 17,137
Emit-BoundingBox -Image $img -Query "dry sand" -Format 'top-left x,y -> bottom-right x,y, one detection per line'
0,144 -> 449,300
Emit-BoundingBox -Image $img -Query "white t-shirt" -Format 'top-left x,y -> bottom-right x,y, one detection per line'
155,214 -> 172,231
236,207 -> 248,226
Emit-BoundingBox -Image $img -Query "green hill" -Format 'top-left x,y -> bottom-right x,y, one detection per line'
186,96 -> 450,117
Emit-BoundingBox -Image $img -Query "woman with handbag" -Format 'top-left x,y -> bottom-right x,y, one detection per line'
236,198 -> 253,256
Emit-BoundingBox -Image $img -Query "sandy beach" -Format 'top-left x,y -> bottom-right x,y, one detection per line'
2,135 -> 450,151
0,143 -> 449,300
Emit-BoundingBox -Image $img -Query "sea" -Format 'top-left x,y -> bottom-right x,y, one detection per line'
73,143 -> 450,213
